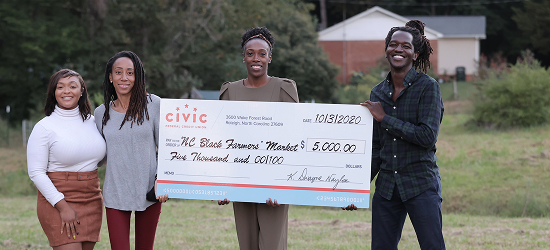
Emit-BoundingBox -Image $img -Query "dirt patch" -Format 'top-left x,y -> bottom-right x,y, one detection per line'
443,100 -> 473,114
447,229 -> 463,235
539,150 -> 550,159
1,239 -> 46,249
456,225 -> 550,238
290,218 -> 371,232
518,150 -> 550,165
520,218 -> 535,223
466,147 -> 481,158
436,139 -> 457,160
205,216 -> 233,222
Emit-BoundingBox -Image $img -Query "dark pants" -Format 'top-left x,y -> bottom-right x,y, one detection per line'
105,202 -> 162,250
372,184 -> 445,250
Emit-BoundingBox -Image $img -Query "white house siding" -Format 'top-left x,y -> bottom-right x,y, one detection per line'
436,38 -> 478,78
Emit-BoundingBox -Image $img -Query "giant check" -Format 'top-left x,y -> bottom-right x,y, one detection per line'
156,99 -> 373,208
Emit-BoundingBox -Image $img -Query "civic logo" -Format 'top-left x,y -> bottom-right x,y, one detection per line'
165,104 -> 207,124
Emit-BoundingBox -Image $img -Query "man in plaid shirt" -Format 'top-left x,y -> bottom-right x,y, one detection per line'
361,20 -> 446,249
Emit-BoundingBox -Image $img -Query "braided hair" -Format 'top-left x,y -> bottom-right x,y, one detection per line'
384,20 -> 433,73
101,51 -> 151,130
241,27 -> 275,55
44,69 -> 92,121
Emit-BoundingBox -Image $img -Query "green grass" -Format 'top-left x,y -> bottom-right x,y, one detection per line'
2,87 -> 550,248
4,112 -> 548,217
436,81 -> 550,216
438,118 -> 550,217
1,197 -> 549,249
0,146 -> 36,197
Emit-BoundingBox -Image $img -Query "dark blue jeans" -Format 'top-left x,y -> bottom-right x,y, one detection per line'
371,182 -> 446,250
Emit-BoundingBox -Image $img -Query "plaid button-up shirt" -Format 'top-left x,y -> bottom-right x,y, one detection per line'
370,68 -> 444,201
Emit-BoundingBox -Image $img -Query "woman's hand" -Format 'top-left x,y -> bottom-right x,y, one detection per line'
218,198 -> 230,205
157,194 -> 169,203
154,180 -> 169,203
54,199 -> 79,239
266,198 -> 280,207
341,204 -> 357,211
361,101 -> 386,122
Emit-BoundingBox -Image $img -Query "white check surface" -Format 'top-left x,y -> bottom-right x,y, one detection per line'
157,99 -> 373,208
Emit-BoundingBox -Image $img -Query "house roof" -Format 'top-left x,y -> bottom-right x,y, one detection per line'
405,16 -> 486,39
318,6 -> 443,41
318,6 -> 486,41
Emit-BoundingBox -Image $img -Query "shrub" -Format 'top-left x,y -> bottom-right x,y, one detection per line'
335,82 -> 374,104
475,52 -> 509,81
335,60 -> 387,104
472,57 -> 550,128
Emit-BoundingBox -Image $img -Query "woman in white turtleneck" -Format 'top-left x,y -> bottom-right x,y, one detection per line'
27,69 -> 106,250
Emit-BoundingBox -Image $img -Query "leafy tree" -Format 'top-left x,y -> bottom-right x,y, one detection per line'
263,1 -> 339,102
0,0 -> 340,125
156,0 -> 238,96
116,0 -> 340,102
84,0 -> 339,102
0,0 -> 89,123
513,0 -> 550,56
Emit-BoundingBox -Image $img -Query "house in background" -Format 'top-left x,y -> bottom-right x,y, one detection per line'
405,15 -> 486,81
318,6 -> 486,83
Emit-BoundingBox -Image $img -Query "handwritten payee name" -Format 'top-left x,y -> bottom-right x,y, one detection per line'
175,137 -> 298,151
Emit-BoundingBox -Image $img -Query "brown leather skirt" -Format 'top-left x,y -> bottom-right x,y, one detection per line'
37,170 -> 103,247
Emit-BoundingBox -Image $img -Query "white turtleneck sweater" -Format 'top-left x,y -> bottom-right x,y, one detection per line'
27,106 -> 106,207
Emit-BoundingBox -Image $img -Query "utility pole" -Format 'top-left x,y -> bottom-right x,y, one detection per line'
342,2 -> 347,84
453,78 -> 459,100
319,0 -> 327,30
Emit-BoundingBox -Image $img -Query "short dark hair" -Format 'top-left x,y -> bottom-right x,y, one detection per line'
101,51 -> 151,130
241,27 -> 275,55
44,69 -> 91,121
385,20 -> 433,73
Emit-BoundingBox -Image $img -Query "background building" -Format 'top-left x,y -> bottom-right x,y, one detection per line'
318,6 -> 486,83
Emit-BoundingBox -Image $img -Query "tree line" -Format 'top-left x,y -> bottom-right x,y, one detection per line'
3,0 -> 549,124
0,0 -> 339,123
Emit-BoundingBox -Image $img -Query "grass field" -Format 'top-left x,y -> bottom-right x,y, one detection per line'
1,82 -> 550,249
438,82 -> 550,217
1,198 -> 549,250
